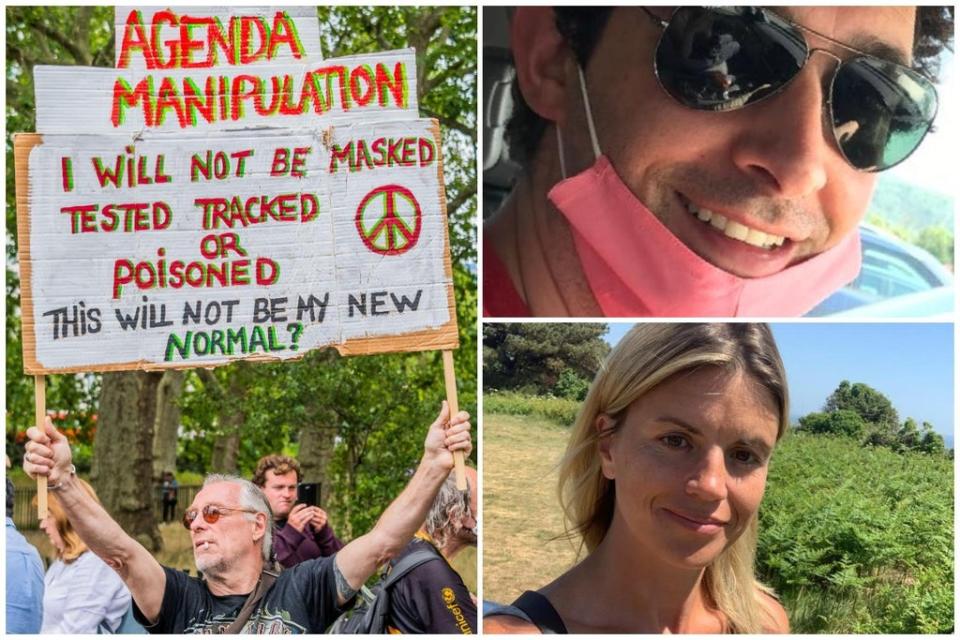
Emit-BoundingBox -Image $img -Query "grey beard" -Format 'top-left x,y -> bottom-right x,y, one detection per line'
195,552 -> 228,578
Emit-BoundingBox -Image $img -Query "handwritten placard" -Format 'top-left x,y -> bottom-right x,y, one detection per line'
16,118 -> 457,374
18,6 -> 458,374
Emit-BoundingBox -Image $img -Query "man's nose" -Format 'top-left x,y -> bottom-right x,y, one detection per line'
685,447 -> 729,502
189,512 -> 207,533
729,58 -> 834,199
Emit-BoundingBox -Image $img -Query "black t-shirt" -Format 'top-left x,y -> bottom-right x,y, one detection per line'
386,538 -> 477,634
133,557 -> 347,633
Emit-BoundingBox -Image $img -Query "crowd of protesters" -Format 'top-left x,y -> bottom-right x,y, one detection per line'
9,402 -> 477,634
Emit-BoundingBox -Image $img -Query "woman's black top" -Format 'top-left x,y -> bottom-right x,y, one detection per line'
511,591 -> 568,634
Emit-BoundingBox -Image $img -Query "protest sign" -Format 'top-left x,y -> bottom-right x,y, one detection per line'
16,118 -> 456,374
17,5 -> 466,493
18,7 -> 457,375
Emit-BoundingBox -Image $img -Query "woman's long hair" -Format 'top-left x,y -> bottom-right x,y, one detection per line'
557,323 -> 789,633
34,478 -> 101,562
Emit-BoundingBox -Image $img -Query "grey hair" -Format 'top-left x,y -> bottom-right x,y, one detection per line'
424,473 -> 472,550
203,473 -> 274,563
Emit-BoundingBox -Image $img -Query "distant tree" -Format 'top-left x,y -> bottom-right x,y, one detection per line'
824,381 -> 899,431
913,226 -> 954,267
798,410 -> 867,439
483,323 -> 609,395
863,427 -> 898,450
918,422 -> 946,455
897,417 -> 921,451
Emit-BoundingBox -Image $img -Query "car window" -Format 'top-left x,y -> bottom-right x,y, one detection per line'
855,246 -> 936,299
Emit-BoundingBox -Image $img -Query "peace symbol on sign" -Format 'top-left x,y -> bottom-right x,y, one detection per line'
355,184 -> 423,256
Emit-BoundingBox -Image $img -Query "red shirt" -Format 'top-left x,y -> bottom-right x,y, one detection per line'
483,242 -> 530,317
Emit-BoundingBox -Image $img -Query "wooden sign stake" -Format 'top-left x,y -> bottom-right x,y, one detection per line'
35,375 -> 47,520
441,350 -> 466,490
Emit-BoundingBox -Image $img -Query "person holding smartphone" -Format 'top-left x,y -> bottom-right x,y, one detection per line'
252,455 -> 345,568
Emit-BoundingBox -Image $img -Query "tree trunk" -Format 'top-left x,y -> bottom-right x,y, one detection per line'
298,407 -> 338,503
152,369 -> 184,481
209,431 -> 240,473
92,371 -> 163,552
209,370 -> 246,474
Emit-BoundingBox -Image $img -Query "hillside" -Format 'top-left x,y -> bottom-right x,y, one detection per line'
870,174 -> 953,231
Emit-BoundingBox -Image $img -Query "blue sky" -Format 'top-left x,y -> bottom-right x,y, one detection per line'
604,323 -> 954,444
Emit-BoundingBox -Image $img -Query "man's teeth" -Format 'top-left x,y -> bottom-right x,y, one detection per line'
689,203 -> 785,249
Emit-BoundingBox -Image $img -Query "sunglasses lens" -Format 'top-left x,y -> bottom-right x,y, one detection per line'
831,57 -> 937,171
182,506 -> 223,529
656,7 -> 807,111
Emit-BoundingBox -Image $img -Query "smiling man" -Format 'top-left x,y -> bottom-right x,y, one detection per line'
21,403 -> 471,634
484,6 -> 953,317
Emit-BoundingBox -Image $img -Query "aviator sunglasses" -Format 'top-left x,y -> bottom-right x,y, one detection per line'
641,7 -> 938,171
182,504 -> 259,530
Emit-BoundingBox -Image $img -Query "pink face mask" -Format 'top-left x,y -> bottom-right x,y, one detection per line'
548,68 -> 862,317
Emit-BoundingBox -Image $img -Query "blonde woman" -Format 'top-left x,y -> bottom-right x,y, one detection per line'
485,323 -> 790,633
37,478 -> 132,633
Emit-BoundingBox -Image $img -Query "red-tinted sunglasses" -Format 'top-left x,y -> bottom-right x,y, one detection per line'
182,504 -> 259,530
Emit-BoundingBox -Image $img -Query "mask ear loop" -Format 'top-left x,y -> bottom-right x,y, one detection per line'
576,65 -> 602,160
556,64 -> 603,180
555,126 -> 569,179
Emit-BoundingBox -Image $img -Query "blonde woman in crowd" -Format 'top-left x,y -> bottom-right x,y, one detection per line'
37,478 -> 131,633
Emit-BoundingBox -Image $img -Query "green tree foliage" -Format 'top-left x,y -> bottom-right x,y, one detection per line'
6,7 -> 478,540
914,226 -> 954,266
759,431 -> 953,633
897,417 -> 921,450
483,323 -> 609,395
797,410 -> 867,439
799,381 -> 947,457
918,422 -> 946,454
5,6 -> 111,463
865,169 -> 956,269
865,215 -> 954,268
553,369 -> 590,401
823,380 -> 899,430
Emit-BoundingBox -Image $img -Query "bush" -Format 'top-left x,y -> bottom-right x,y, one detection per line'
553,370 -> 590,401
798,410 -> 867,439
758,431 -> 953,633
484,391 -> 580,426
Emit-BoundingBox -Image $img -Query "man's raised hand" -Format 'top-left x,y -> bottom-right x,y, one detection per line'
23,416 -> 73,484
423,401 -> 472,470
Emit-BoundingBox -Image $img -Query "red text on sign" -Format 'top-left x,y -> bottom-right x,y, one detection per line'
117,9 -> 305,69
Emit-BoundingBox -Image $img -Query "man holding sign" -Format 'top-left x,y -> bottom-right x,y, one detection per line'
22,402 -> 470,634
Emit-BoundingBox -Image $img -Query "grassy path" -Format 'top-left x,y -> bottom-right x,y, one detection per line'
482,413 -> 578,604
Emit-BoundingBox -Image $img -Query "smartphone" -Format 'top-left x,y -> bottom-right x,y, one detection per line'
297,482 -> 319,506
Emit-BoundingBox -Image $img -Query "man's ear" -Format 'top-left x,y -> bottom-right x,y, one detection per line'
511,7 -> 571,125
596,414 -> 617,480
252,512 -> 267,543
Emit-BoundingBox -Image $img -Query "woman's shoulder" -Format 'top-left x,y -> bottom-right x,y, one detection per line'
756,588 -> 790,633
484,589 -> 569,634
484,612 -> 542,635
